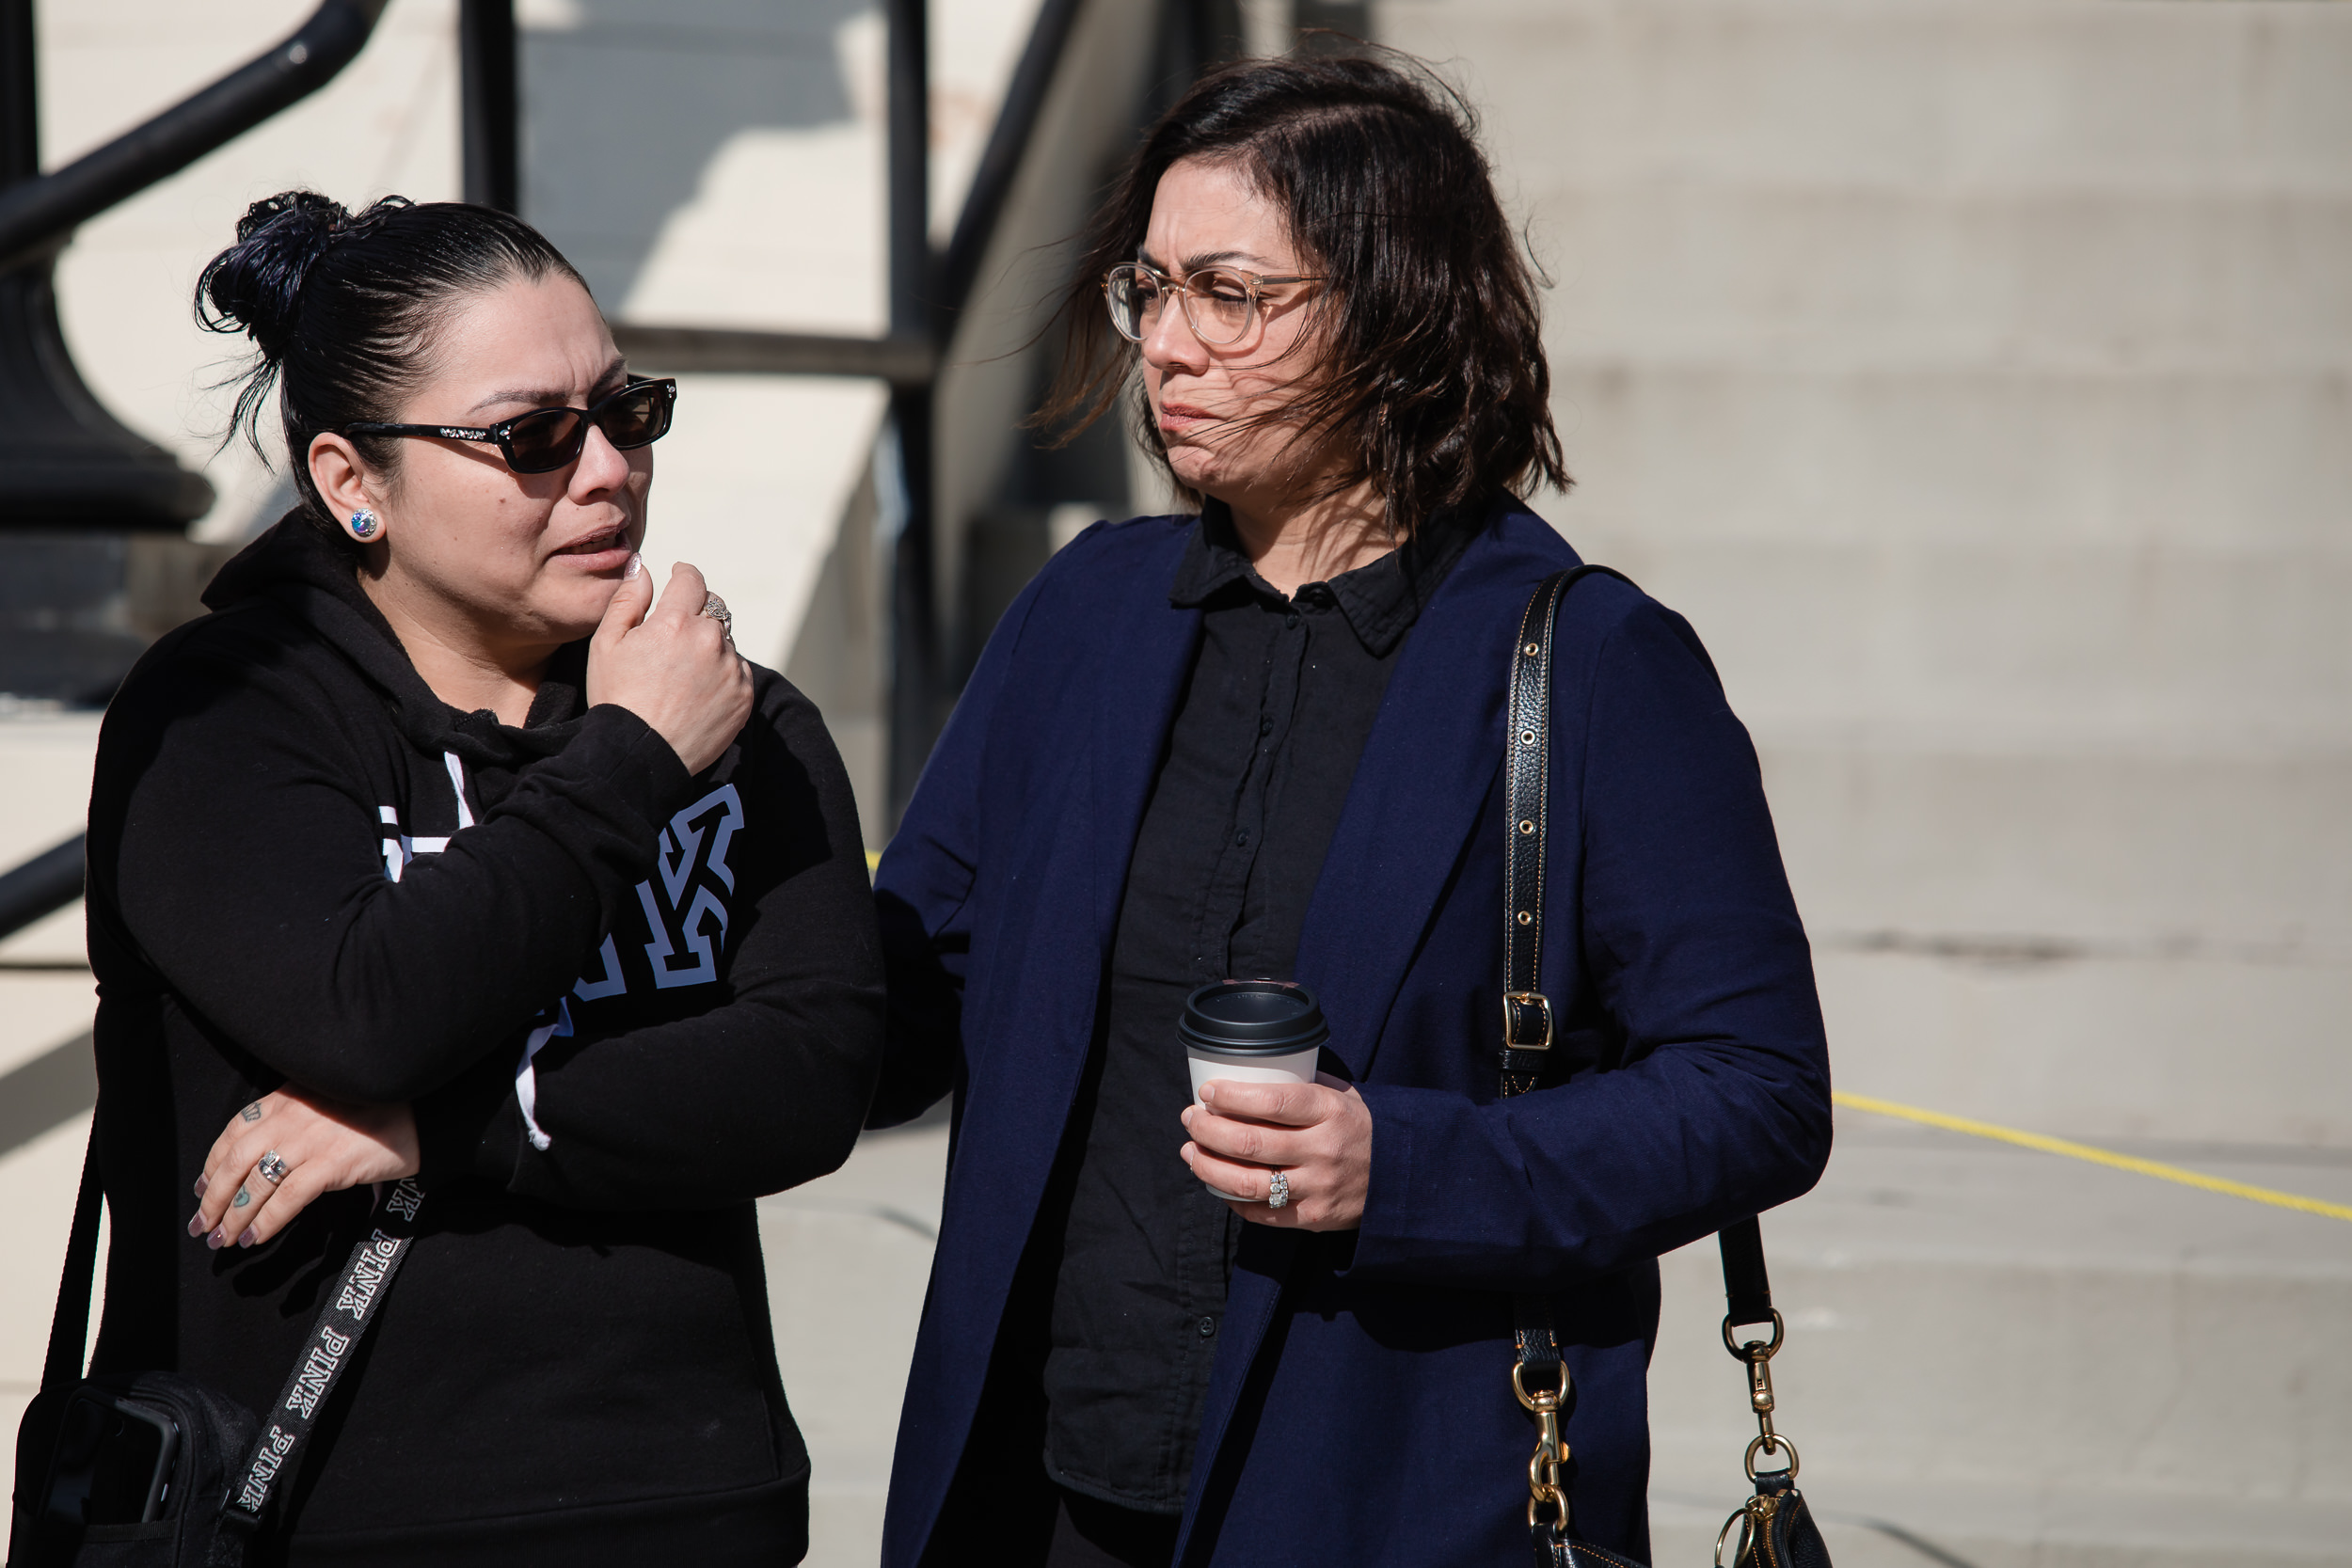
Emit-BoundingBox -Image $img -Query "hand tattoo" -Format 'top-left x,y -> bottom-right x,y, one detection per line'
232,1187 -> 252,1209
241,1102 -> 263,1122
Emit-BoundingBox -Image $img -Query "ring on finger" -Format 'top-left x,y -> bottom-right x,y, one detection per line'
257,1150 -> 292,1185
700,593 -> 733,634
1266,1169 -> 1292,1210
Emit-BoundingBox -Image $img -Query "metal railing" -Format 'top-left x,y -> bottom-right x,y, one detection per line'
599,0 -> 1098,821
0,834 -> 80,943
0,0 -> 389,272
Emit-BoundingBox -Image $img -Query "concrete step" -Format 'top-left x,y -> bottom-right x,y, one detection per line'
1377,0 -> 2352,1170
1380,0 -> 2352,197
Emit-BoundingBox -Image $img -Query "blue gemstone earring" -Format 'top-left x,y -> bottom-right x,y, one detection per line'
348,509 -> 379,540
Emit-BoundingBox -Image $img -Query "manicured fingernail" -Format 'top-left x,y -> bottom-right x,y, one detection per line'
623,552 -> 643,580
237,1227 -> 258,1248
188,1212 -> 207,1237
192,1174 -> 208,1198
1200,1084 -> 1217,1105
206,1227 -> 227,1250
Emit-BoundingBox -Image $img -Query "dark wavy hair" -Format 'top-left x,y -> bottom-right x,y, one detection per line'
197,191 -> 587,537
1040,51 -> 1568,533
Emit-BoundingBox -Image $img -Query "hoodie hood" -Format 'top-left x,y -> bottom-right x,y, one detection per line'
202,513 -> 591,768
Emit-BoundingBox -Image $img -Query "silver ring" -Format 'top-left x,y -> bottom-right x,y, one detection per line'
256,1150 -> 291,1186
701,593 -> 733,636
1266,1169 -> 1291,1210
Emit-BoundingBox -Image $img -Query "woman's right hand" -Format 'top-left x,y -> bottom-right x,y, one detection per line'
587,557 -> 755,775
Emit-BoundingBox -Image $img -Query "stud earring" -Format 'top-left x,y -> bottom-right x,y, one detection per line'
348,509 -> 379,540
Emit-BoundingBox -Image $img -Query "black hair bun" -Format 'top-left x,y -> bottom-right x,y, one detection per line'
196,190 -> 411,359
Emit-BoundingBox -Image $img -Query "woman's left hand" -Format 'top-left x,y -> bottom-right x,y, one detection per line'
188,1088 -> 420,1251
1180,1073 -> 1372,1231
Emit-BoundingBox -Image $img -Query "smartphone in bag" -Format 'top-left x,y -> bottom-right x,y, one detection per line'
40,1387 -> 180,1527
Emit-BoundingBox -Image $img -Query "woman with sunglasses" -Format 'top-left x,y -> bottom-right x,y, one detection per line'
73,193 -> 882,1564
867,55 -> 1830,1568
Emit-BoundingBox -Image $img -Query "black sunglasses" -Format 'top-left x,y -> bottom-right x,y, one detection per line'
339,377 -> 677,475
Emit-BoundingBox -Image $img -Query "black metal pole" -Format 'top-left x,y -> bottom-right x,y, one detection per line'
936,0 -> 1082,323
884,0 -> 935,829
0,0 -> 213,542
1,0 -> 34,189
885,0 -> 929,341
459,0 -> 518,213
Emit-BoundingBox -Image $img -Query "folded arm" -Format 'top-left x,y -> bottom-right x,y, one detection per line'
98,648 -> 688,1106
409,689 -> 887,1209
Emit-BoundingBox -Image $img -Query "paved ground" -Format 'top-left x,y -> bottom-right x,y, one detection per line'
760,1122 -> 949,1565
769,1110 -> 2352,1568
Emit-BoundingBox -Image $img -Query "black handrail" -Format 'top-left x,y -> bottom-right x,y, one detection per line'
934,0 -> 1086,328
0,833 -> 82,943
608,325 -> 939,387
0,0 -> 389,271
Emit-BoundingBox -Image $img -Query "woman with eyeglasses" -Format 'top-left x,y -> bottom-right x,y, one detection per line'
72,193 -> 882,1563
867,55 -> 1830,1568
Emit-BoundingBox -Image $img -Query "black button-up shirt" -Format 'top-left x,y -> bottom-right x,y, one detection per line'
1039,501 -> 1473,1512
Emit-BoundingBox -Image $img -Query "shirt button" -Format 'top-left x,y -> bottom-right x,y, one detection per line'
1234,830 -> 1249,847
1259,719 -> 1273,736
1284,612 -> 1300,628
1198,1316 -> 1217,1338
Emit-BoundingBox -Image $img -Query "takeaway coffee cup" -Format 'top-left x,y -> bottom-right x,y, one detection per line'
1181,980 -> 1329,1107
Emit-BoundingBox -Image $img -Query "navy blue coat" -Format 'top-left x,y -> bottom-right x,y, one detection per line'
872,497 -> 1832,1566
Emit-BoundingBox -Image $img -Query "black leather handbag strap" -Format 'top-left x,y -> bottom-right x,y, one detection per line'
34,1105 -> 426,1538
1500,565 -> 1631,1095
1501,567 -> 1782,1550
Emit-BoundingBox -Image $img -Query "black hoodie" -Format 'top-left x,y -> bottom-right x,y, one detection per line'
80,517 -> 883,1564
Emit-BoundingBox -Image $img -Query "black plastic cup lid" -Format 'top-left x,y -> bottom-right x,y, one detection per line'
1180,980 -> 1328,1057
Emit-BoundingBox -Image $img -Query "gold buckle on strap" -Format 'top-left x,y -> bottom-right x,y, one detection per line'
1502,991 -> 1554,1052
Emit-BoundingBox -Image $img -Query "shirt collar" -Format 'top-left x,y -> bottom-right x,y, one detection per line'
1168,498 -> 1478,657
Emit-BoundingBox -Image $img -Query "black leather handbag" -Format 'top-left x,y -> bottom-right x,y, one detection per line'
1500,567 -> 1832,1568
8,1121 -> 426,1568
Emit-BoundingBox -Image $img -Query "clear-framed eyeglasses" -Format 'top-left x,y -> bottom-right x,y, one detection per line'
1102,261 -> 1323,347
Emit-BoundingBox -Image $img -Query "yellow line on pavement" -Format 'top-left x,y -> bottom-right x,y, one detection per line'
1833,1091 -> 2352,1225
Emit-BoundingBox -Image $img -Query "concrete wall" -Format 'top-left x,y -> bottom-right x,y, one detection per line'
1380,0 -> 2352,1148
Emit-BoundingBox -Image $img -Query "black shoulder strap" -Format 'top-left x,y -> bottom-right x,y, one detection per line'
1499,562 -> 1776,1352
1718,1213 -> 1772,1332
38,1122 -> 105,1394
1500,565 -> 1633,1094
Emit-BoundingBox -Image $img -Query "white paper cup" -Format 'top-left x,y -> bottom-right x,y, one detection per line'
1185,1043 -> 1324,1108
1181,980 -> 1329,1109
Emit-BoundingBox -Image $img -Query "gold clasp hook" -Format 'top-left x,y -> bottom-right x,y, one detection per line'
1513,1360 -> 1572,1535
